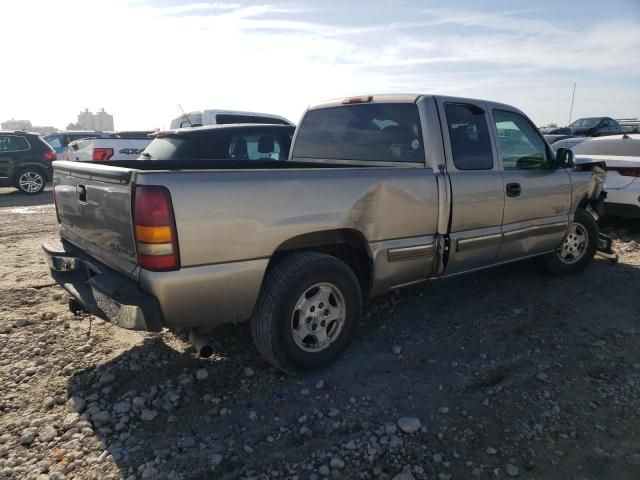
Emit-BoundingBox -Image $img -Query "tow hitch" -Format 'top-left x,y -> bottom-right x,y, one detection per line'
596,233 -> 618,264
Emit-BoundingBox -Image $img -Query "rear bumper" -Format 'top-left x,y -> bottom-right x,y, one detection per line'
42,239 -> 163,331
605,182 -> 640,218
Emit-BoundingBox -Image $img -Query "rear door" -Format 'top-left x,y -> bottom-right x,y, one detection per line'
0,135 -> 30,180
489,107 -> 571,261
0,135 -> 15,179
436,98 -> 505,274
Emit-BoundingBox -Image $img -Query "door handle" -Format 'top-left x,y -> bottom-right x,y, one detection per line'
77,184 -> 87,203
506,183 -> 521,197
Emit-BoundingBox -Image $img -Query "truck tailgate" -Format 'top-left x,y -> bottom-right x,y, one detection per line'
53,160 -> 138,275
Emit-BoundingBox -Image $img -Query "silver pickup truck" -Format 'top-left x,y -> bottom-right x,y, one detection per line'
43,94 -> 605,373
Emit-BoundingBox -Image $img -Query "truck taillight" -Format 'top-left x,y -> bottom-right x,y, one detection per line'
134,186 -> 180,271
43,150 -> 57,161
92,148 -> 114,161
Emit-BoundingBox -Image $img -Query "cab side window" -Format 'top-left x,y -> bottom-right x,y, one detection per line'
493,110 -> 549,170
445,104 -> 493,170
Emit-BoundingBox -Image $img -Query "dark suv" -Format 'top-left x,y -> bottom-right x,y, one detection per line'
140,124 -> 295,161
0,131 -> 56,194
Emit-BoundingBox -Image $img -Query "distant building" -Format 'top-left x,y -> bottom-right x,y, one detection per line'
74,108 -> 114,131
1,118 -> 56,134
2,118 -> 32,130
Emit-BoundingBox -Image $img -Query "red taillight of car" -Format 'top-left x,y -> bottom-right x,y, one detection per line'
92,148 -> 114,161
43,150 -> 57,161
134,186 -> 180,271
609,167 -> 640,177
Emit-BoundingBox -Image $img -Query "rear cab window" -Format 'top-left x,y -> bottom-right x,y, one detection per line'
228,134 -> 284,160
292,103 -> 425,163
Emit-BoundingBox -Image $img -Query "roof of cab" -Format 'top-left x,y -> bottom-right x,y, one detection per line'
310,94 -> 423,110
153,123 -> 296,137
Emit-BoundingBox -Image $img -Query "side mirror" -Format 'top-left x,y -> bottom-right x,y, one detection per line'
556,147 -> 575,169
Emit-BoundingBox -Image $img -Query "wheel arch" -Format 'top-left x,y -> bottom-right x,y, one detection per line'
13,163 -> 50,184
267,228 -> 373,297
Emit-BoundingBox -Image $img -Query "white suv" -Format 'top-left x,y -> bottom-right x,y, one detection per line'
170,109 -> 293,129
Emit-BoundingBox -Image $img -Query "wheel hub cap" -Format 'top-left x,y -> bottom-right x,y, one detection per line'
291,283 -> 346,352
556,222 -> 588,264
19,172 -> 44,193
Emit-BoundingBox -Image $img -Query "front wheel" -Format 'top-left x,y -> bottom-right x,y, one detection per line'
16,168 -> 46,194
543,209 -> 599,275
251,252 -> 362,373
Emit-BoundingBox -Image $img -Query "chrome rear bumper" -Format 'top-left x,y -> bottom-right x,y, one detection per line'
42,239 -> 163,331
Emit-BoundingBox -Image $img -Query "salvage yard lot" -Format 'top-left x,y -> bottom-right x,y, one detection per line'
0,187 -> 639,480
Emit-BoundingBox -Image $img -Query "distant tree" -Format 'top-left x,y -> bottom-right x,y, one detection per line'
66,122 -> 79,130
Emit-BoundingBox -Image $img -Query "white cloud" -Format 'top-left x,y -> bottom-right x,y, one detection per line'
0,1 -> 637,129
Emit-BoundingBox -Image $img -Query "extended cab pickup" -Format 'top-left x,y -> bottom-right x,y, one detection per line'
43,94 -> 605,372
67,131 -> 154,162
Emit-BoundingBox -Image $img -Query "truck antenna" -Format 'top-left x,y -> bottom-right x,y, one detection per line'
568,82 -> 577,125
178,104 -> 193,126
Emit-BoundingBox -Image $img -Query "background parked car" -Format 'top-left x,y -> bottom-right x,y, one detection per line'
544,134 -> 588,152
573,134 -> 640,218
43,130 -> 110,160
170,109 -> 293,129
545,117 -> 622,137
141,124 -> 295,161
618,119 -> 640,134
67,131 -> 154,162
0,130 -> 56,194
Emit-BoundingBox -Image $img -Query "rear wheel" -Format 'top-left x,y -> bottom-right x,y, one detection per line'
543,209 -> 598,274
251,252 -> 362,374
15,168 -> 45,194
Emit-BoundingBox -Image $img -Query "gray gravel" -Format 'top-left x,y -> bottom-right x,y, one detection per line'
0,190 -> 639,479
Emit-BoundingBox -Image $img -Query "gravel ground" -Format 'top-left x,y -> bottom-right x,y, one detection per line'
0,186 -> 639,480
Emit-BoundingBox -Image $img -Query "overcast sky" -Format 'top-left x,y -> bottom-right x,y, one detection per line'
2,0 -> 639,130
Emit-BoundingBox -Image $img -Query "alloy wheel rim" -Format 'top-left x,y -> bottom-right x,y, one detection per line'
19,172 -> 44,193
556,222 -> 589,264
290,282 -> 346,353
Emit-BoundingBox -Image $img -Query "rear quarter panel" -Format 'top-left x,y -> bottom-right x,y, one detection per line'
135,166 -> 440,328
137,167 -> 439,267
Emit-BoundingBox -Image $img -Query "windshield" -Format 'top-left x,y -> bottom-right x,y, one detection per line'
569,117 -> 601,128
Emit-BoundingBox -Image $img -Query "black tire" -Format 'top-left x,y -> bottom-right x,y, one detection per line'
251,252 -> 362,374
15,167 -> 46,195
543,209 -> 599,275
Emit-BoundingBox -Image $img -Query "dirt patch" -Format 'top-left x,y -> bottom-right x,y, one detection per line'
0,187 -> 639,480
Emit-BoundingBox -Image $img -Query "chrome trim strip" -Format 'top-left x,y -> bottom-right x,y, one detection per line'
502,222 -> 568,242
456,233 -> 502,252
389,278 -> 428,290
387,244 -> 434,262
